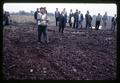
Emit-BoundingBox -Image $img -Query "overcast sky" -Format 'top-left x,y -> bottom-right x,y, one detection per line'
3,3 -> 117,16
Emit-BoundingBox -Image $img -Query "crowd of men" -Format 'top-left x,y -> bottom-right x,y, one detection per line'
54,8 -> 117,32
33,7 -> 117,44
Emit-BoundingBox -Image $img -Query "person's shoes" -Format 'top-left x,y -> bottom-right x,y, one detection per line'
38,42 -> 41,44
45,41 -> 49,44
38,40 -> 43,44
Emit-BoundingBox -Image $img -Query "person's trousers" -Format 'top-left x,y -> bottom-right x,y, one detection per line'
38,25 -> 48,42
33,19 -> 38,29
86,22 -> 92,30
95,21 -> 100,30
69,19 -> 72,28
56,17 -> 59,26
73,20 -> 75,28
59,23 -> 65,33
78,21 -> 82,29
5,18 -> 9,25
69,21 -> 74,28
111,23 -> 116,31
65,18 -> 67,27
73,20 -> 79,29
35,19 -> 37,24
69,23 -> 72,27
102,21 -> 107,29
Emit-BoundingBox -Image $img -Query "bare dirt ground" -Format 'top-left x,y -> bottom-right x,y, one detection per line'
3,23 -> 116,80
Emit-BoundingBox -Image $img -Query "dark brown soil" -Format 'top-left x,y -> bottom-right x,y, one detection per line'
3,23 -> 116,80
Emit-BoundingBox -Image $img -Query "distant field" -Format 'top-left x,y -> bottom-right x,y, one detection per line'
10,15 -> 35,23
10,15 -> 55,24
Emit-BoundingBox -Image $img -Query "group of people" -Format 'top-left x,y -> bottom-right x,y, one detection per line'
55,8 -> 117,32
55,8 -> 67,33
55,8 -> 86,33
34,7 -> 117,44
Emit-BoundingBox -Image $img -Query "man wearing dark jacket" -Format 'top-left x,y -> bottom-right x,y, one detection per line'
59,11 -> 66,33
73,9 -> 79,32
85,11 -> 92,30
63,8 -> 67,27
34,8 -> 39,20
44,7 -> 47,14
95,13 -> 102,30
55,8 -> 60,26
34,8 -> 39,24
4,11 -> 10,25
111,14 -> 117,32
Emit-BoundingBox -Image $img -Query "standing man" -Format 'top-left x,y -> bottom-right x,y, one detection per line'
63,8 -> 67,27
111,14 -> 117,32
95,13 -> 102,30
55,8 -> 60,26
59,10 -> 66,33
4,11 -> 10,25
69,9 -> 74,28
85,11 -> 92,30
3,11 -> 6,26
37,7 -> 49,44
34,8 -> 39,28
44,7 -> 47,14
78,11 -> 84,29
73,9 -> 79,32
102,12 -> 108,29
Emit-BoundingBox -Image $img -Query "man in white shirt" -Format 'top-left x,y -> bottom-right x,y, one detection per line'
37,7 -> 49,44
